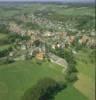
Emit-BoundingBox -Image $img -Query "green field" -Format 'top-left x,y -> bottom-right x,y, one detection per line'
75,49 -> 95,79
0,33 -> 10,51
0,45 -> 95,100
55,85 -> 88,100
74,49 -> 95,100
0,59 -> 65,100
0,33 -> 8,39
55,49 -> 95,100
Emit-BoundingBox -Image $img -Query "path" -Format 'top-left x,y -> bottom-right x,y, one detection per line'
48,52 -> 68,72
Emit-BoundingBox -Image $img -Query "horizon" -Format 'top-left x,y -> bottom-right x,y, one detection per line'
0,0 -> 95,3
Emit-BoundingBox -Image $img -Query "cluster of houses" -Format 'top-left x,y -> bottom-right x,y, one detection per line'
28,14 -> 95,39
43,31 -> 96,50
8,19 -> 96,61
26,14 -> 65,31
8,22 -> 46,60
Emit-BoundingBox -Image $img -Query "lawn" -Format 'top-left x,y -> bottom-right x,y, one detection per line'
0,59 -> 64,100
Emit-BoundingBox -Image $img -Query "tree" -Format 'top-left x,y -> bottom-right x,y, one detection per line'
49,47 -> 77,82
0,47 -> 12,58
22,78 -> 66,100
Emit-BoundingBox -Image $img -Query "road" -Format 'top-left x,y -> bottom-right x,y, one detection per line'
48,52 -> 68,73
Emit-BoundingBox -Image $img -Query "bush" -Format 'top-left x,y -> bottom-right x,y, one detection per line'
0,47 -> 12,58
0,24 -> 9,33
5,58 -> 14,64
65,72 -> 78,82
49,48 -> 78,82
22,78 -> 66,100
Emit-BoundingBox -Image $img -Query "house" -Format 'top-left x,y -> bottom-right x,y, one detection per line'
27,30 -> 34,36
36,51 -> 44,60
87,38 -> 96,47
21,30 -> 26,36
9,22 -> 22,34
79,35 -> 89,44
48,53 -> 68,70
52,44 -> 56,49
69,36 -> 75,44
21,45 -> 26,50
9,52 -> 14,57
56,43 -> 61,48
61,32 -> 67,36
43,31 -> 53,37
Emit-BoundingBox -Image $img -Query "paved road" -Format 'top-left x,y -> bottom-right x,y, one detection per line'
48,52 -> 68,72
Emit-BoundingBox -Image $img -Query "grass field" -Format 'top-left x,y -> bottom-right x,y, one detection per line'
0,45 -> 11,51
0,33 -> 95,100
0,59 -> 65,100
0,33 -> 10,51
75,49 -> 95,78
0,56 -> 93,100
0,4 -> 95,19
55,85 -> 88,100
0,33 -> 8,40
55,7 -> 95,16
74,49 -> 95,100
55,48 -> 95,100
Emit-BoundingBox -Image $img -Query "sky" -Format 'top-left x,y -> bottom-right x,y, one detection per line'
0,0 -> 95,3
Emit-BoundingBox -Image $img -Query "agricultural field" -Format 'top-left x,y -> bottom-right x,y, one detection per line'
74,49 -> 95,100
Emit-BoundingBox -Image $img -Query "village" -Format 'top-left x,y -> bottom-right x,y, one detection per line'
0,11 -> 95,72
0,2 -> 95,100
8,19 -> 96,61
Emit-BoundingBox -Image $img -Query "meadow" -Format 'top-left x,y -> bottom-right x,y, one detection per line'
0,59 -> 65,100
0,32 -> 95,100
74,49 -> 95,100
0,51 -> 94,100
55,48 -> 95,100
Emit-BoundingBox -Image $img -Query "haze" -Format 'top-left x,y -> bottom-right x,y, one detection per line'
0,0 -> 95,3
